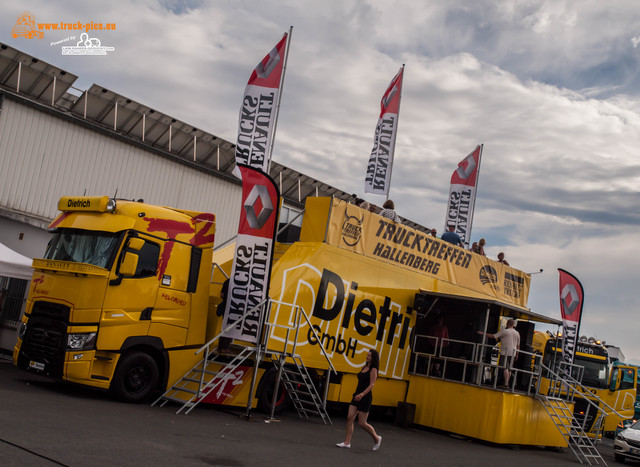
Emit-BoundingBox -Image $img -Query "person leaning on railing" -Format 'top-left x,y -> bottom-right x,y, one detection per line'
477,318 -> 520,388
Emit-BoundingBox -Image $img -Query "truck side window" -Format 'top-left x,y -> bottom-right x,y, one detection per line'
621,369 -> 636,390
134,242 -> 160,278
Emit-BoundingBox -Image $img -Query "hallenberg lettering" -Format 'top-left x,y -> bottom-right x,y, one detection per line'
372,219 -> 471,272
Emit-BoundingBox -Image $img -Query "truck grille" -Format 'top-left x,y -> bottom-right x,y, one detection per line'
17,301 -> 69,378
573,398 -> 598,432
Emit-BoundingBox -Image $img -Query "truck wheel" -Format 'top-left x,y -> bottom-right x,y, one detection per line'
259,368 -> 291,414
614,453 -> 625,463
111,351 -> 159,403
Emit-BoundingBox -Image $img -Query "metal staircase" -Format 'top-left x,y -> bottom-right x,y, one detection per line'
270,353 -> 332,425
152,345 -> 254,414
537,394 -> 606,465
152,297 -> 336,423
535,361 -> 617,465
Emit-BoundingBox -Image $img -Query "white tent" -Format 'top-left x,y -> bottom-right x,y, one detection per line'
0,242 -> 33,281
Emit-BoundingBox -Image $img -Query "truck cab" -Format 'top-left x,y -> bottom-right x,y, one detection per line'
14,196 -> 216,402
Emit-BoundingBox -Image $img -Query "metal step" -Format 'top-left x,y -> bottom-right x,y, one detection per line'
153,346 -> 254,415
271,354 -> 331,425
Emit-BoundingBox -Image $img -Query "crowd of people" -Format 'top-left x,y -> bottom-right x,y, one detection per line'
352,196 -> 511,266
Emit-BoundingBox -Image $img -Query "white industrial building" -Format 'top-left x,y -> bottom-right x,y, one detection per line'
0,43 -> 424,352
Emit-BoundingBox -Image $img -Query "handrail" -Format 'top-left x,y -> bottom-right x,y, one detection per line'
276,208 -> 305,237
212,262 -> 229,280
410,331 -> 625,430
264,298 -> 336,375
195,298 -> 268,355
298,304 -> 336,375
411,333 -> 543,394
542,361 -> 624,418
213,234 -> 238,251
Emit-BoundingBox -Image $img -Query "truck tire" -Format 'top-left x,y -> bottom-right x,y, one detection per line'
614,453 -> 625,463
259,368 -> 291,414
111,351 -> 159,403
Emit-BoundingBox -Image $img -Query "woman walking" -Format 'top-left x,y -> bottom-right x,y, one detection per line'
336,349 -> 382,451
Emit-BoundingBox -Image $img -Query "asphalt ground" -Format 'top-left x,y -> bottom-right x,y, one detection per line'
0,357 -> 619,466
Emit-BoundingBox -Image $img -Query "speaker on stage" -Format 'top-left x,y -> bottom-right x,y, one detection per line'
515,320 -> 535,347
413,293 -> 430,316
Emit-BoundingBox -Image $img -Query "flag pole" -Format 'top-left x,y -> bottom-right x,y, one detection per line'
465,143 -> 483,248
385,64 -> 404,201
266,26 -> 293,175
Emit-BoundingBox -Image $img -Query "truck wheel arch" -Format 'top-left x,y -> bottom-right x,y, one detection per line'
111,337 -> 169,401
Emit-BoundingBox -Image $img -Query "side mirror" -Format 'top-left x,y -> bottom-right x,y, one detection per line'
128,237 -> 145,251
119,252 -> 139,277
609,367 -> 619,391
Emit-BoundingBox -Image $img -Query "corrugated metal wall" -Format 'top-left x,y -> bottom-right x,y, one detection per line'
0,97 -> 241,244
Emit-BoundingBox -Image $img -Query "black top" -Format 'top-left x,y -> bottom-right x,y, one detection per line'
350,368 -> 373,412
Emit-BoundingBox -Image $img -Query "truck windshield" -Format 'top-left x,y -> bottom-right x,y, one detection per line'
573,356 -> 608,389
45,228 -> 121,269
543,345 -> 609,389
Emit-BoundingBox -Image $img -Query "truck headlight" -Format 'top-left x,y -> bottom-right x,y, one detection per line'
67,333 -> 97,351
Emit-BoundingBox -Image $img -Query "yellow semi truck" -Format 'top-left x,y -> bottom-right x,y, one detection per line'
14,196 -> 217,402
532,331 -> 637,437
15,195 -> 586,449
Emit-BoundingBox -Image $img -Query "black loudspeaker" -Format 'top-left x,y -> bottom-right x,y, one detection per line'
514,320 -> 536,389
395,402 -> 416,428
413,293 -> 430,315
515,320 -> 535,347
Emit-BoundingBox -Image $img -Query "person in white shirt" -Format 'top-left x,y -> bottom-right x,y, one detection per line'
478,319 -> 520,388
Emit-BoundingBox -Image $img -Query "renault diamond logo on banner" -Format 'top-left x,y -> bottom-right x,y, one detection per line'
558,269 -> 585,365
255,45 -> 281,79
223,165 -> 280,344
561,284 -> 579,316
456,152 -> 477,179
244,184 -> 274,229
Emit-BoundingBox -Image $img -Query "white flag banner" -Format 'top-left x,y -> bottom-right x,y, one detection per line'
364,67 -> 404,195
444,144 -> 483,247
233,33 -> 288,177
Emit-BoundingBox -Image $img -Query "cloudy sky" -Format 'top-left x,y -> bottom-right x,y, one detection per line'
3,1 -> 640,363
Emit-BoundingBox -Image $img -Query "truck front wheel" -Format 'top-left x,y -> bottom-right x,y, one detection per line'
111,351 -> 159,403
